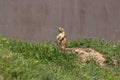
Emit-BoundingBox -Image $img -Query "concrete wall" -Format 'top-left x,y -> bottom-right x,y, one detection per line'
0,0 -> 120,42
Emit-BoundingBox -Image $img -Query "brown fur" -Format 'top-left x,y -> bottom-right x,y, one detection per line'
56,27 -> 66,50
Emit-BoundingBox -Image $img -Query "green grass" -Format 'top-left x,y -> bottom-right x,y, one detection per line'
0,37 -> 120,80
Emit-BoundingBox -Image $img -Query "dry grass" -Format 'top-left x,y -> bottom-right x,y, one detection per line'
66,48 -> 105,66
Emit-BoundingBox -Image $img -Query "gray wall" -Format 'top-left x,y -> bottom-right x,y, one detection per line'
0,0 -> 120,42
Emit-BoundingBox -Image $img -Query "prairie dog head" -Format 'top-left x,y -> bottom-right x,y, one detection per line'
58,27 -> 64,33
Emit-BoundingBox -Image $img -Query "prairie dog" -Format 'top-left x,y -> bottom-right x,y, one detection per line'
56,27 -> 66,50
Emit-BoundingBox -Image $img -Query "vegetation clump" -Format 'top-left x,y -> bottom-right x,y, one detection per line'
0,37 -> 120,80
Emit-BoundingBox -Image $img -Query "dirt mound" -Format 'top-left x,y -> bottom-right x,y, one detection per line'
66,48 -> 105,66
